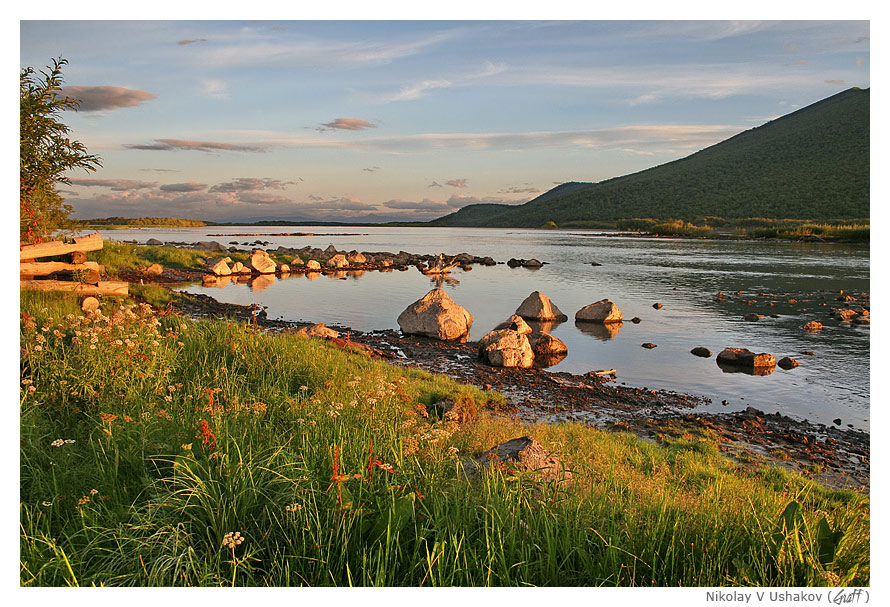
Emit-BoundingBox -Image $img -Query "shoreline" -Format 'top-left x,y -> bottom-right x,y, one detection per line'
169,288 -> 869,492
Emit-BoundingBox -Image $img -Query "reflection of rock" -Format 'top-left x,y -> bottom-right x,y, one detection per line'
202,275 -> 232,288
575,299 -> 623,323
575,319 -> 622,340
233,274 -> 251,284
347,270 -> 365,279
716,362 -> 775,376
525,319 -> 558,334
479,329 -> 535,368
515,291 -> 568,322
249,274 -> 276,291
397,288 -> 473,341
305,271 -> 321,281
494,314 -> 533,335
328,271 -> 347,279
533,351 -> 568,368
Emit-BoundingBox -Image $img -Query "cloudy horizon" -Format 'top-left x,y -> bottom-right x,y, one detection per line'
20,19 -> 870,223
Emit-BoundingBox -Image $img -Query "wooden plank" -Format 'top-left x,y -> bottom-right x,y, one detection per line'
20,279 -> 128,296
19,233 -> 103,260
19,261 -> 105,276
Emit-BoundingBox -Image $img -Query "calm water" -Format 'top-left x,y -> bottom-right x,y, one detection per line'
100,226 -> 870,431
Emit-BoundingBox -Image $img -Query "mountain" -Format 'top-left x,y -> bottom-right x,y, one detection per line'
431,88 -> 869,227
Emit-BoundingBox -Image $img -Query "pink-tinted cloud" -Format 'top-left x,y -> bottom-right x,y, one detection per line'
446,178 -> 468,188
124,139 -> 268,153
320,117 -> 377,131
308,195 -> 376,212
59,86 -> 156,112
209,177 -> 295,193
68,177 -> 157,191
178,38 -> 208,45
499,186 -> 541,194
382,198 -> 450,211
159,182 -> 207,192
427,181 -> 443,188
237,192 -> 291,205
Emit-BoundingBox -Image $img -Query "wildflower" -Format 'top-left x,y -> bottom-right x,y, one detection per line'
28,385 -> 37,392
299,385 -> 309,391
167,385 -> 176,392
123,415 -> 133,423
164,395 -> 172,402
99,413 -> 118,423
90,489 -> 99,496
41,501 -> 52,507
285,504 -> 302,513
50,439 -> 64,447
33,346 -> 42,352
198,419 -> 217,451
181,443 -> 193,450
64,439 -> 75,444
377,463 -> 395,473
21,379 -> 32,385
78,496 -> 90,505
222,531 -> 245,549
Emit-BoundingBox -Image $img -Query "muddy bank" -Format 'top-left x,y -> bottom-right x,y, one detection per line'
163,290 -> 868,491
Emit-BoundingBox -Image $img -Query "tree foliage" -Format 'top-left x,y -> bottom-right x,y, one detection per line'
20,57 -> 101,243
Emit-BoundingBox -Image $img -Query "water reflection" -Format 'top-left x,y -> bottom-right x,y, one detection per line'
430,274 -> 460,288
535,351 -> 568,368
526,319 -> 562,334
249,274 -> 276,291
574,320 -> 623,340
716,362 -> 776,376
305,272 -> 321,281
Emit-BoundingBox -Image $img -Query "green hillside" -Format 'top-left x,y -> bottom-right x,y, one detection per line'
432,88 -> 869,227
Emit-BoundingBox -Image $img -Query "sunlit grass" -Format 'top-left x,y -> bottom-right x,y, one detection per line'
20,290 -> 869,586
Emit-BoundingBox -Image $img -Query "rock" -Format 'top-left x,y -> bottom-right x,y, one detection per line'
527,332 -> 568,357
803,321 -> 823,332
575,299 -> 623,323
852,316 -> 870,325
397,288 -> 473,341
208,257 -> 232,276
462,436 -> 572,486
641,342 -> 657,349
279,264 -> 291,274
494,314 -> 533,335
145,238 -> 164,246
833,418 -> 842,426
290,257 -> 305,266
248,249 -> 276,274
479,329 -> 535,368
743,313 -> 762,322
326,254 -> 348,268
778,357 -> 800,370
716,347 -> 776,369
347,251 -> 367,264
631,317 -> 642,324
305,259 -> 322,270
295,323 -> 339,339
523,259 -> 543,268
590,262 -> 602,266
507,258 -> 522,268
81,296 -> 100,312
690,347 -> 712,358
324,244 -> 338,255
652,303 -> 663,310
831,308 -> 858,321
144,263 -> 163,276
432,398 -> 477,423
230,261 -> 248,274
515,291 -> 568,322
196,240 -> 227,252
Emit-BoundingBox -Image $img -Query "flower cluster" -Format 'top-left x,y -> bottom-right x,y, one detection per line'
222,531 -> 245,549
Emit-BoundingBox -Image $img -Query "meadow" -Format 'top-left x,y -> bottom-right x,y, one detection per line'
20,289 -> 869,586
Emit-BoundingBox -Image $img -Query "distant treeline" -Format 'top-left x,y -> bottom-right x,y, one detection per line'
80,217 -> 207,227
613,217 -> 869,242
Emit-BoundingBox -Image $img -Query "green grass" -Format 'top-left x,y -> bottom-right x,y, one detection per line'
88,241 -> 251,276
20,290 -> 869,586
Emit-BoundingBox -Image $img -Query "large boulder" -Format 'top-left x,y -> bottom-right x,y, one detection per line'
462,436 -> 572,486
145,238 -> 164,246
515,291 -> 568,322
575,299 -> 623,323
248,249 -> 276,274
290,257 -> 305,267
305,259 -> 322,270
347,251 -> 367,264
479,329 -> 535,368
326,254 -> 348,268
208,257 -> 232,276
716,347 -> 776,369
397,288 -> 473,341
527,332 -> 568,357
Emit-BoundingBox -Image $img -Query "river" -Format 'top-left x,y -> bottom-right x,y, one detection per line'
97,226 -> 870,431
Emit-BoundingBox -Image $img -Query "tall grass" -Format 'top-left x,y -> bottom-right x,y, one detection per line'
20,290 -> 869,586
88,241 -> 250,275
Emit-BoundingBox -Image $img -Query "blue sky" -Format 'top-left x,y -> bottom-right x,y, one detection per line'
19,19 -> 870,222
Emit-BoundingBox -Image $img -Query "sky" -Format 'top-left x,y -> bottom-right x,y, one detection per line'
19,19 -> 870,223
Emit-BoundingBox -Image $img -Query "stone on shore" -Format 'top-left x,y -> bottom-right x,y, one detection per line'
462,436 -> 572,486
326,254 -> 348,268
208,257 -> 232,276
290,257 -> 305,266
347,251 -> 367,264
248,249 -> 277,274
515,291 -> 568,322
397,288 -> 473,341
305,259 -> 322,270
146,238 -> 164,246
295,323 -> 339,339
575,299 -> 623,323
144,263 -> 163,276
527,332 -> 568,357
478,329 -> 535,368
230,261 -> 248,274
495,314 -> 533,335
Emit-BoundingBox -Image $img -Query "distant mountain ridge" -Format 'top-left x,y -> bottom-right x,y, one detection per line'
431,88 -> 869,227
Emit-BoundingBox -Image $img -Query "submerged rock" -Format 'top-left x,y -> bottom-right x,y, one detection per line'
778,357 -> 800,370
803,321 -> 823,332
397,288 -> 473,341
690,347 -> 712,358
716,347 -> 776,370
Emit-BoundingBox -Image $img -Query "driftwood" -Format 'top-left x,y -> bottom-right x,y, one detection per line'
419,254 -> 460,276
20,233 -> 103,260
21,280 -> 128,297
20,261 -> 105,276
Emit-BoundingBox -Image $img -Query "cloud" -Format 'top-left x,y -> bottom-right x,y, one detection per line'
446,194 -> 528,208
379,61 -> 507,103
784,41 -> 800,52
320,117 -> 377,131
427,181 -> 443,188
308,195 -> 376,212
58,86 -> 156,112
387,79 -> 452,102
362,166 -> 381,172
124,139 -> 268,153
446,179 -> 468,188
237,192 -> 291,205
499,186 -> 541,194
824,79 -> 846,85
178,38 -> 207,45
68,178 -> 157,191
201,79 -> 229,99
382,198 -> 451,211
307,194 -> 324,202
159,182 -> 207,192
209,177 -> 295,193
857,57 -> 865,67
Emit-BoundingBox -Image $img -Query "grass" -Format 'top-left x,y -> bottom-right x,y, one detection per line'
20,290 -> 869,586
